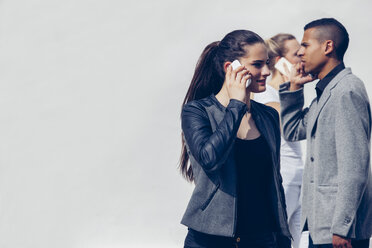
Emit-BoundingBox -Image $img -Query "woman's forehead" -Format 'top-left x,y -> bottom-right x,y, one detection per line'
242,43 -> 268,60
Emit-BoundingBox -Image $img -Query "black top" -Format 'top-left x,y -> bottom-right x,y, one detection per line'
316,62 -> 345,100
234,135 -> 276,235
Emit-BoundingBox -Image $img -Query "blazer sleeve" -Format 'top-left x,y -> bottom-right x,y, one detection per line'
330,89 -> 371,237
181,99 -> 247,173
279,82 -> 309,142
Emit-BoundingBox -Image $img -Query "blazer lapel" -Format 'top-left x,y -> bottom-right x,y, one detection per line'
307,68 -> 352,135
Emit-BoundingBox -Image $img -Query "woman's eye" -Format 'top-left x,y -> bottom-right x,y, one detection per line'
253,63 -> 262,68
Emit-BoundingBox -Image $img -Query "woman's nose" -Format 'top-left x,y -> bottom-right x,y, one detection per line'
262,64 -> 271,77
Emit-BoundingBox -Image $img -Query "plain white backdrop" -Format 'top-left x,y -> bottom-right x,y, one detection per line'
0,0 -> 371,247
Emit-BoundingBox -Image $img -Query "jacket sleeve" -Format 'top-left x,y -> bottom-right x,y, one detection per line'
330,89 -> 371,237
279,82 -> 309,142
181,99 -> 247,173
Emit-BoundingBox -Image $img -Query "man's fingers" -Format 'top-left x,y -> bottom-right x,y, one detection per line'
346,240 -> 352,248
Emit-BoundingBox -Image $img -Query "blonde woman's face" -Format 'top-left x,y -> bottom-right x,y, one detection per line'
284,39 -> 301,64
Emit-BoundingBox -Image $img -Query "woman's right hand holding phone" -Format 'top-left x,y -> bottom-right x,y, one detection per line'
225,64 -> 250,102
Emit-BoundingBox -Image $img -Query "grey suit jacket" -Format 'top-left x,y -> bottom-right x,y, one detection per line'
279,68 -> 372,244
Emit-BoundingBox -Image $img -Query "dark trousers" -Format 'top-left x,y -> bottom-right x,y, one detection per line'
184,228 -> 279,248
308,234 -> 370,248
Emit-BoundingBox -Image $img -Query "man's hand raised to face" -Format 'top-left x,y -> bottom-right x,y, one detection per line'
283,62 -> 314,91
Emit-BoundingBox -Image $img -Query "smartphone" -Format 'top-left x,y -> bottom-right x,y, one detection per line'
274,57 -> 292,76
231,60 -> 252,88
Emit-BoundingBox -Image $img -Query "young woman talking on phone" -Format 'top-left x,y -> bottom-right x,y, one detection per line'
254,34 -> 304,248
179,30 -> 291,248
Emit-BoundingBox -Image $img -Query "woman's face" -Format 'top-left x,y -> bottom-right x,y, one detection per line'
239,43 -> 271,93
284,39 -> 301,64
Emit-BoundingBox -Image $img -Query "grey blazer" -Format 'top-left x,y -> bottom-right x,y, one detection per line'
279,68 -> 372,244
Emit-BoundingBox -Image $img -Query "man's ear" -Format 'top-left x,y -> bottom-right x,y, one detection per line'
324,40 -> 335,56
223,61 -> 232,73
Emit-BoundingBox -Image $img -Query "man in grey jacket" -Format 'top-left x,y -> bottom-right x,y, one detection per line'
279,18 -> 372,248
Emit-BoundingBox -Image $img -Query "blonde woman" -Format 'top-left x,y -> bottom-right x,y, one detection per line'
254,33 -> 303,248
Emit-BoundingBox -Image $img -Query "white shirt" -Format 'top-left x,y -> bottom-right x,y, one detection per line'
254,85 -> 304,185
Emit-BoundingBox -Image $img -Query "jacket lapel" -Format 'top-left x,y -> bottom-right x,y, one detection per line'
251,102 -> 278,156
307,68 -> 352,135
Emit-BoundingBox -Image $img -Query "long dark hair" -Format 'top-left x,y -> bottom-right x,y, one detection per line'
179,30 -> 264,182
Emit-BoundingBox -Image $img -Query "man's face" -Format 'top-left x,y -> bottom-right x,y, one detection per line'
297,28 -> 327,75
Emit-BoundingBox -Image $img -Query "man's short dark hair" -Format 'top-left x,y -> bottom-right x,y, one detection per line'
304,18 -> 349,61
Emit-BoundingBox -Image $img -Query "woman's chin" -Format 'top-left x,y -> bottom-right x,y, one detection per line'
250,86 -> 266,93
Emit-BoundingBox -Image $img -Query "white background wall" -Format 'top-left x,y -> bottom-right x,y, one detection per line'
0,0 -> 371,247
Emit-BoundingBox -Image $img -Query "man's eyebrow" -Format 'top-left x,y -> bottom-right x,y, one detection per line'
252,60 -> 265,63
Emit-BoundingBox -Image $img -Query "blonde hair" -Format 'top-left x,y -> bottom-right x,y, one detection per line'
265,33 -> 296,71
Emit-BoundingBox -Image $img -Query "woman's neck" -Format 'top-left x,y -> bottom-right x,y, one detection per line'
268,71 -> 285,90
215,85 -> 251,111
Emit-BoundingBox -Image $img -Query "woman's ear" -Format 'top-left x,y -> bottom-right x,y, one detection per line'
223,61 -> 232,73
274,56 -> 281,64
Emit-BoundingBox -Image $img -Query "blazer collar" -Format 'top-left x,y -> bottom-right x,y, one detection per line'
308,68 -> 352,134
